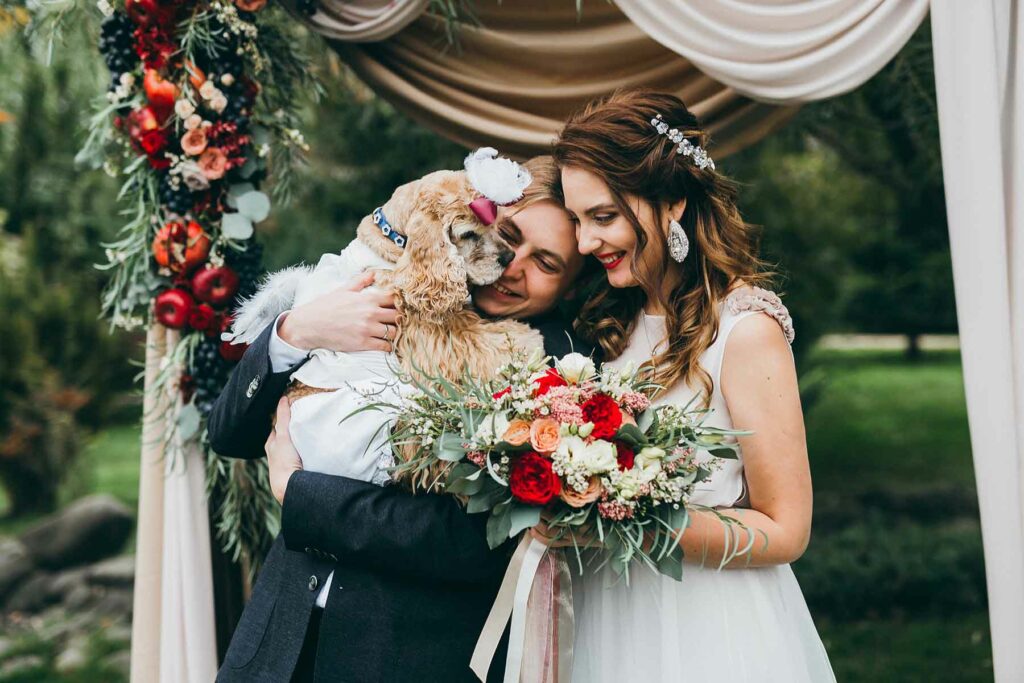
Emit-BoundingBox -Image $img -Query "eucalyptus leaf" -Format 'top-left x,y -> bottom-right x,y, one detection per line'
466,484 -> 507,513
447,472 -> 486,495
228,182 -> 256,199
221,212 -> 254,240
433,432 -> 466,462
235,190 -> 271,223
615,423 -> 648,448
239,157 -> 261,179
486,500 -> 513,548
508,505 -> 542,538
177,403 -> 201,441
656,546 -> 684,581
709,447 -> 739,460
637,408 -> 655,432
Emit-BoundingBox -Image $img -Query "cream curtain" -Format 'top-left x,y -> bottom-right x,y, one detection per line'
615,0 -> 930,103
321,0 -> 799,159
930,2 -> 1023,681
131,326 -> 218,683
299,0 -> 425,42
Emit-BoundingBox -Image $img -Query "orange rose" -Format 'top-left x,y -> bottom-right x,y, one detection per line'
181,128 -> 207,156
234,0 -> 267,11
198,147 -> 227,180
560,476 -> 603,508
529,418 -> 561,454
502,419 -> 532,447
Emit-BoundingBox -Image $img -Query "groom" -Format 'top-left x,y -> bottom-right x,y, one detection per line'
209,174 -> 588,682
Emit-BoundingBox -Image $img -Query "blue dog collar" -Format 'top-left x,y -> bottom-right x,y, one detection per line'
372,207 -> 408,249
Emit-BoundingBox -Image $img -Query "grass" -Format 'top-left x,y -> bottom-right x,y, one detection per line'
804,349 -> 975,495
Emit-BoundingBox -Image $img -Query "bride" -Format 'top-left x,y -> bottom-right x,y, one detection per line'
543,89 -> 836,682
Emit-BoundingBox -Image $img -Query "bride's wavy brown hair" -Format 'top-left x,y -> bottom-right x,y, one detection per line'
553,89 -> 770,401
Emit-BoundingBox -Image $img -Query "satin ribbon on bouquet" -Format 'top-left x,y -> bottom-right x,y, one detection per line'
470,535 -> 574,683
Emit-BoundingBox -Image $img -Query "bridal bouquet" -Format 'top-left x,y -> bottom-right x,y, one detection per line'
388,350 -> 750,581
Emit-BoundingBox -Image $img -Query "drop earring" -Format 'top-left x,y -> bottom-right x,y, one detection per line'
668,219 -> 689,263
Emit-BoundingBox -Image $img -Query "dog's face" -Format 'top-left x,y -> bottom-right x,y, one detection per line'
384,171 -> 514,318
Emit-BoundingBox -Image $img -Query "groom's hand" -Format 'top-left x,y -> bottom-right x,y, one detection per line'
266,398 -> 304,505
278,271 -> 398,353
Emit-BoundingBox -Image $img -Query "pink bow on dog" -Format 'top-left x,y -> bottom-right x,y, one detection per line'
469,197 -> 498,226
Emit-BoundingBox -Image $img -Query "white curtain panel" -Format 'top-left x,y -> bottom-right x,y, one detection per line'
287,0 -> 427,42
931,1 -> 1023,681
615,0 -> 929,103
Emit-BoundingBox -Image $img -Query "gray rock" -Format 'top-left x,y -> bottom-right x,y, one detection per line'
55,635 -> 89,672
19,495 -> 133,570
88,555 -> 135,587
103,622 -> 132,646
3,572 -> 59,613
91,588 -> 133,617
51,566 -> 90,594
0,635 -> 14,660
103,649 -> 131,678
0,539 -> 33,600
0,654 -> 45,676
64,582 -> 96,612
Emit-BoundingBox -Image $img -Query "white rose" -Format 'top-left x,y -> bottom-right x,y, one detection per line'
577,422 -> 595,439
555,353 -> 596,384
175,99 -> 195,119
635,446 -> 665,483
199,80 -> 218,100
179,161 -> 210,191
184,114 -> 203,130
555,435 -> 586,460
473,412 -> 510,446
210,94 -> 228,114
578,440 -> 618,475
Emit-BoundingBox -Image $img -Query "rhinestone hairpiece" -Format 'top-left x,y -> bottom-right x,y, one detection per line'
651,114 -> 715,171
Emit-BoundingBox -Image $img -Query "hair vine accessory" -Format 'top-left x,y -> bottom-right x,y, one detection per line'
651,114 -> 715,171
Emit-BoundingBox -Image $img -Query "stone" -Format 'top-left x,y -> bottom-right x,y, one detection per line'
0,539 -> 33,601
64,582 -> 96,612
51,566 -> 90,594
0,635 -> 14,659
91,588 -> 133,617
103,622 -> 132,646
88,555 -> 135,587
19,495 -> 133,571
3,571 -> 59,613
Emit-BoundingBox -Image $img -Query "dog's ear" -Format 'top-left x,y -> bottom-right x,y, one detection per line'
393,210 -> 468,319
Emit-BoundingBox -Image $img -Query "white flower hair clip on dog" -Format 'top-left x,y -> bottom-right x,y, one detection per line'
651,114 -> 715,171
464,147 -> 532,225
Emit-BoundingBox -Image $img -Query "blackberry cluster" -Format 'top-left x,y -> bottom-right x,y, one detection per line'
159,174 -> 194,216
219,82 -> 252,128
226,241 -> 265,301
191,337 -> 231,416
98,13 -> 136,83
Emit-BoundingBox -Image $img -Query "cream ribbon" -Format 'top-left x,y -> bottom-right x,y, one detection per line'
471,535 -> 551,682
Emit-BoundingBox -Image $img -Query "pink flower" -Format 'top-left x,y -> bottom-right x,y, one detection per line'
597,500 -> 635,521
181,128 -> 208,156
621,391 -> 651,415
198,147 -> 227,180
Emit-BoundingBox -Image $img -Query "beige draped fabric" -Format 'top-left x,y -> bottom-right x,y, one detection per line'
615,0 -> 929,103
931,2 -> 1023,680
301,0 -> 425,42
131,325 -> 218,683
323,0 -> 798,159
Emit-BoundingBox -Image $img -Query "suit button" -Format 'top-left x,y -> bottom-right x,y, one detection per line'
308,575 -> 318,591
246,376 -> 260,398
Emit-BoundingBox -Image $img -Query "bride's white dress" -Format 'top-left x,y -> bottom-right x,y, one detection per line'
571,287 -> 836,683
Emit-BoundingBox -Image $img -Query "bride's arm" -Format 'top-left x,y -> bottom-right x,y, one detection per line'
678,313 -> 813,568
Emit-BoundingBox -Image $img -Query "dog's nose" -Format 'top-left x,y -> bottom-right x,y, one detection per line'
497,248 -> 514,268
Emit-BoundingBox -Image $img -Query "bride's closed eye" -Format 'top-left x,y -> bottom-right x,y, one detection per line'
593,213 -> 616,225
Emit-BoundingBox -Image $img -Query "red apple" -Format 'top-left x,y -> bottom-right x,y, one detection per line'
154,288 -> 194,329
191,266 -> 240,306
144,69 -> 178,122
188,303 -> 215,331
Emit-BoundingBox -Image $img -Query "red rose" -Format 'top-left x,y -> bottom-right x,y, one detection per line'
532,367 -> 568,397
509,451 -> 561,506
139,129 -> 168,155
581,393 -> 623,440
615,442 -> 635,471
188,303 -> 215,331
492,386 -> 511,400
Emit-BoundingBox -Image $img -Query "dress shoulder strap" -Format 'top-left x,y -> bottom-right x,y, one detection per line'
724,286 -> 795,345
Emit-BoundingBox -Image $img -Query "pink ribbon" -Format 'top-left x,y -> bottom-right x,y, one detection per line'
469,197 -> 498,226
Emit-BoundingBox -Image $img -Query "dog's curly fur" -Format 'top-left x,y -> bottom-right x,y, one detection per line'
289,169 -> 543,490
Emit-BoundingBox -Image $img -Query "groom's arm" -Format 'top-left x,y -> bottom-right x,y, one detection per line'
280,471 -> 511,583
207,320 -> 308,458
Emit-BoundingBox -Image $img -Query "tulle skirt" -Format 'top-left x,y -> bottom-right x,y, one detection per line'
571,561 -> 836,682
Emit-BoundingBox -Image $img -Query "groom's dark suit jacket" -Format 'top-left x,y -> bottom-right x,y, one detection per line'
208,314 -> 589,683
